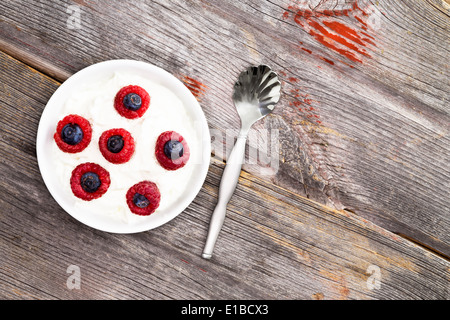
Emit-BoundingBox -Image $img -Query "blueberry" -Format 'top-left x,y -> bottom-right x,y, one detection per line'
123,93 -> 142,111
133,193 -> 150,208
80,172 -> 101,193
61,123 -> 83,145
164,140 -> 184,160
107,135 -> 124,153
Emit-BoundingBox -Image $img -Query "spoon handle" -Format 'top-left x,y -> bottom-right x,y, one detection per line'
202,133 -> 247,259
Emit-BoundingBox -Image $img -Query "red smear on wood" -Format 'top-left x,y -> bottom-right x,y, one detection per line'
287,82 -> 321,124
283,0 -> 376,65
361,37 -> 375,46
182,76 -> 207,100
308,29 -> 362,63
352,1 -> 368,16
301,47 -> 312,54
354,15 -> 367,28
292,7 -> 350,20
361,31 -> 375,40
307,20 -> 370,58
293,10 -> 306,27
335,9 -> 350,16
360,31 -> 376,46
320,56 -> 335,65
322,20 -> 366,46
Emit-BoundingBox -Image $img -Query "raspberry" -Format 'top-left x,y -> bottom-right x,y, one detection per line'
54,114 -> 92,153
114,85 -> 150,119
70,163 -> 110,201
126,181 -> 161,215
98,128 -> 135,164
155,131 -> 190,170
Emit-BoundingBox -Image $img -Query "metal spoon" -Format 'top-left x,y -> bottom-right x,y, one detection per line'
202,65 -> 281,259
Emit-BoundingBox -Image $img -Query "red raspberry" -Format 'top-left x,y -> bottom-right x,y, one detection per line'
98,128 -> 135,164
155,131 -> 190,170
54,114 -> 92,153
126,181 -> 161,216
70,163 -> 111,201
114,85 -> 150,119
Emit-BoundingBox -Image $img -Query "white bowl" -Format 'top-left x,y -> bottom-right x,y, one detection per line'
36,60 -> 211,233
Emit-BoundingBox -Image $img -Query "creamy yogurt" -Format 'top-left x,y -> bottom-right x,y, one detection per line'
51,72 -> 199,224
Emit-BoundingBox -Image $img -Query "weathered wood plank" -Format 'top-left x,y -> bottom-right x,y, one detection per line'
1,0 -> 448,256
1,48 -> 449,299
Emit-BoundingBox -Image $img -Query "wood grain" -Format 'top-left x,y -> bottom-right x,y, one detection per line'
0,48 -> 449,300
1,0 -> 448,257
1,0 -> 449,299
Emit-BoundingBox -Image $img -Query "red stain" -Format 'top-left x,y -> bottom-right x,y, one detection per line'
309,29 -> 362,63
301,47 -> 312,54
181,76 -> 208,100
322,20 -> 375,47
287,80 -> 321,124
361,37 -> 376,46
308,19 -> 370,58
320,57 -> 335,65
290,100 -> 302,108
293,9 -> 310,27
290,6 -> 350,21
361,31 -> 375,40
352,1 -> 368,16
283,0 -> 377,65
354,15 -> 368,29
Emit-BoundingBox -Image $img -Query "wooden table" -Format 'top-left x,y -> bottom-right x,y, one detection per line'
0,0 -> 449,300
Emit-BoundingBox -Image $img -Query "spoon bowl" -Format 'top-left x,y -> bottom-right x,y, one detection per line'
233,65 -> 281,131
